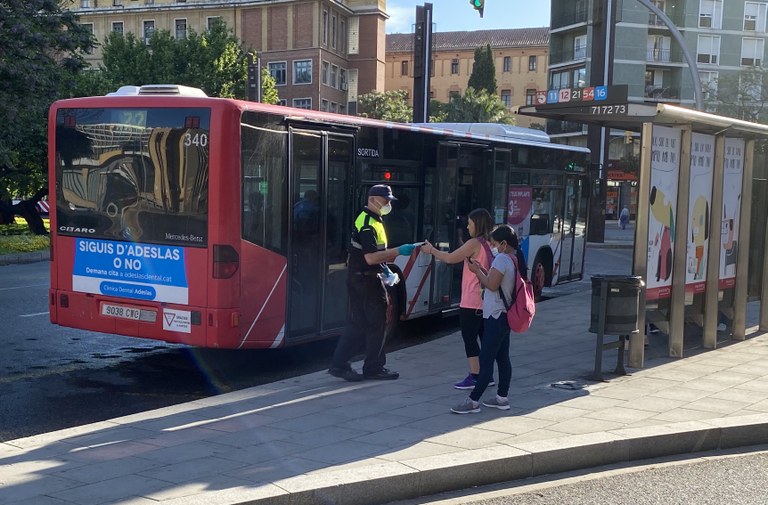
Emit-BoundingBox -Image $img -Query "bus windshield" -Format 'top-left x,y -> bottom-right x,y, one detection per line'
54,107 -> 211,247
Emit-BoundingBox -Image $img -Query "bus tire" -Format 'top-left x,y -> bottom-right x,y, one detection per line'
531,255 -> 546,302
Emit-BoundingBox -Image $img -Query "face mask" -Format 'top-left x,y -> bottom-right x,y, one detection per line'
379,202 -> 392,216
490,247 -> 499,256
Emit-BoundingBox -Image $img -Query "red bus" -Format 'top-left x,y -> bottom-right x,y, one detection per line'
49,85 -> 590,349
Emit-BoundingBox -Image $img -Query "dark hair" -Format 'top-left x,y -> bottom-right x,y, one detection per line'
467,208 -> 492,239
490,224 -> 518,250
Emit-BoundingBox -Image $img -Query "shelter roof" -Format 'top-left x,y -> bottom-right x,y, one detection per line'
515,102 -> 768,138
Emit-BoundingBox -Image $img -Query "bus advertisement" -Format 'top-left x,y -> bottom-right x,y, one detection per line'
48,85 -> 590,349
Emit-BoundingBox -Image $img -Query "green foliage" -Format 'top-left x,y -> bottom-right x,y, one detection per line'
445,88 -> 513,124
467,44 -> 497,95
712,68 -> 768,123
0,0 -> 94,201
99,19 -> 250,98
429,100 -> 449,123
358,90 -> 413,122
260,67 -> 280,105
0,220 -> 50,254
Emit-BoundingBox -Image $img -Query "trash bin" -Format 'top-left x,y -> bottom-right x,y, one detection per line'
589,275 -> 644,335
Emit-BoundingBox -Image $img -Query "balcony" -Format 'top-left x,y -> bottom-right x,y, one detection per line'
648,13 -> 669,27
549,47 -> 587,65
644,86 -> 680,101
646,49 -> 671,63
552,7 -> 589,29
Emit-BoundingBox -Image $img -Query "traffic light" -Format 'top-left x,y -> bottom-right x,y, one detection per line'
469,0 -> 484,17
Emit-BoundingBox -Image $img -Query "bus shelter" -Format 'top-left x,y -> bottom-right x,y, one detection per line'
516,101 -> 768,368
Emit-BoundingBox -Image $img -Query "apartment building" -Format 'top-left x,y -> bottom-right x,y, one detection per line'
548,0 -> 768,217
549,0 -> 768,132
385,28 -> 549,127
66,0 -> 388,113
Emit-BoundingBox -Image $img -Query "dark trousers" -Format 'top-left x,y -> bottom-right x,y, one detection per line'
470,314 -> 511,401
459,307 -> 483,359
331,274 -> 389,374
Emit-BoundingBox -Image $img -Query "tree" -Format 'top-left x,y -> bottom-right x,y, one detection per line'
445,88 -> 513,124
712,67 -> 768,123
467,44 -> 497,95
100,19 -> 249,98
0,0 -> 94,232
260,67 -> 280,105
358,90 -> 412,122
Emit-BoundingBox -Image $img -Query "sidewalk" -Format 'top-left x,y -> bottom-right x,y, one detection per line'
3,287 -> 768,505
594,219 -> 635,249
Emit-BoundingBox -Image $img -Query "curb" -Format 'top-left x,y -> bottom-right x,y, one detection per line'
179,414 -> 768,505
0,250 -> 49,266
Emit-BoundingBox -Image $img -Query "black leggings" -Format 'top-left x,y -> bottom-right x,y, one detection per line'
459,307 -> 484,359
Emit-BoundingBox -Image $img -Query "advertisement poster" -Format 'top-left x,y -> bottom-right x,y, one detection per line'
647,125 -> 681,301
507,186 -> 533,239
72,238 -> 189,304
685,132 -> 715,293
719,138 -> 745,289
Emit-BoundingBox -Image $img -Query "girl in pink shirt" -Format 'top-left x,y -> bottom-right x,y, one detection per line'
422,208 -> 494,389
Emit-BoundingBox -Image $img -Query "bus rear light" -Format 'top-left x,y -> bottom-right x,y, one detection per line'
213,244 -> 239,279
231,312 -> 240,327
60,294 -> 69,308
191,312 -> 201,325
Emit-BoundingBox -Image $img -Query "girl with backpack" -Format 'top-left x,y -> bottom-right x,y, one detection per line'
451,224 -> 518,414
422,208 -> 494,390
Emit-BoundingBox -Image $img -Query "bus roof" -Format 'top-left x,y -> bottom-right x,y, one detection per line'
52,85 -> 590,155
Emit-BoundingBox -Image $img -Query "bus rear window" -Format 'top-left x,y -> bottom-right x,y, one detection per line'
54,107 -> 211,247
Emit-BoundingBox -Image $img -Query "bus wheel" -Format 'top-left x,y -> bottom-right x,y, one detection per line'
531,257 -> 546,302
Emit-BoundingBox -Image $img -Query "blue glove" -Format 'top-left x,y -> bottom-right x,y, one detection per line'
398,244 -> 416,256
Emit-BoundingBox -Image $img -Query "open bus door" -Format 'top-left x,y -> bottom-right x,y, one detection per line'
429,142 -> 493,312
558,174 -> 589,281
287,128 -> 354,341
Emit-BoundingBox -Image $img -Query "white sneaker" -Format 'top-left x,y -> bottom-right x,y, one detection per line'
481,396 -> 511,410
451,397 -> 480,414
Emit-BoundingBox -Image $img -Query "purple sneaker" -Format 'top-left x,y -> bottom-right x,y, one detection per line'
453,374 -> 476,390
454,374 -> 496,390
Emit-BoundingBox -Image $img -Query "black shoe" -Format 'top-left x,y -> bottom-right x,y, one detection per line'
363,368 -> 399,380
328,367 -> 364,382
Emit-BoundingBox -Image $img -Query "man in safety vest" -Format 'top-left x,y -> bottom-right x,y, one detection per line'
329,184 -> 419,381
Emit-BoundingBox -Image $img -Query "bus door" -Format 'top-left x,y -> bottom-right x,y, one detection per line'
559,175 -> 589,281
430,142 -> 493,311
287,128 -> 354,340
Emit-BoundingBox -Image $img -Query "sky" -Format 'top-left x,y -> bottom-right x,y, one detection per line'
385,0 -> 551,34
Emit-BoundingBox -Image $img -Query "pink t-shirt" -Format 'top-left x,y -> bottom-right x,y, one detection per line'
460,239 -> 492,309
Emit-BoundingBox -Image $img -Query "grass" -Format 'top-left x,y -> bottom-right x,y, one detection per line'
0,218 -> 50,255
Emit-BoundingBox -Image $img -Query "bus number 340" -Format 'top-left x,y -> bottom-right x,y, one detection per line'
184,132 -> 209,147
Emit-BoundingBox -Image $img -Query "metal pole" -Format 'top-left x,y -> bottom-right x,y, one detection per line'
668,126 -> 692,358
629,121 -> 653,369
703,134 -> 726,349
733,139 -> 755,340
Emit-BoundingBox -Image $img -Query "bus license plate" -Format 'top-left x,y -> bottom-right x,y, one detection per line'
101,303 -> 141,321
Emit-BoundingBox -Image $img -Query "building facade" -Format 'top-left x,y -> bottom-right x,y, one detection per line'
548,0 -> 768,216
548,0 -> 768,132
385,28 -> 550,127
66,0 -> 388,113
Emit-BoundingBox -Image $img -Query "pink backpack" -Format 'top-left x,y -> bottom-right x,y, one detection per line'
499,254 -> 536,333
